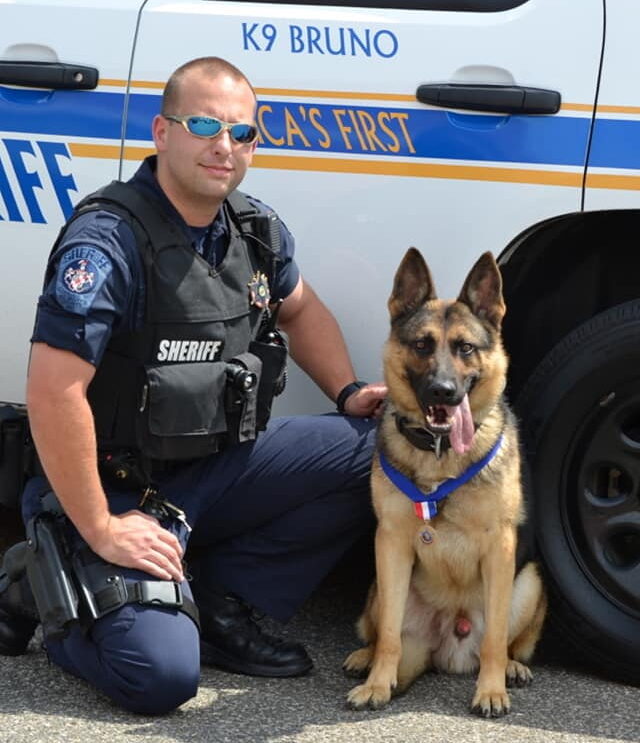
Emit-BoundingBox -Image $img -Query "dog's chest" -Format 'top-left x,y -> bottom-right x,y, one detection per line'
412,514 -> 487,591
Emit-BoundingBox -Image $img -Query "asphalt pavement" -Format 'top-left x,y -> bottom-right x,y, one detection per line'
0,557 -> 638,743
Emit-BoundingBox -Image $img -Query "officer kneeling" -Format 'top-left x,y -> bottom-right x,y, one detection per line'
0,56 -> 384,715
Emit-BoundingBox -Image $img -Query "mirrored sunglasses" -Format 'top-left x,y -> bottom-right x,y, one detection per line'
164,114 -> 259,144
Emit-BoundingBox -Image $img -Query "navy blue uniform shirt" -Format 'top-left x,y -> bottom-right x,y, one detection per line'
31,156 -> 300,366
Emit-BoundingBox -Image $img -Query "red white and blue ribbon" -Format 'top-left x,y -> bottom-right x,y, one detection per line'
378,435 -> 504,521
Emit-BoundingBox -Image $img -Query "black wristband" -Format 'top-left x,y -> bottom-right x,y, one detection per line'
336,380 -> 368,414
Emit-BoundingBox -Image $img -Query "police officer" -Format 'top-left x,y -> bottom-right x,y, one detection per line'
0,57 -> 386,714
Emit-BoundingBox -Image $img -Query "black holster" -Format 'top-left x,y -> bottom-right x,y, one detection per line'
25,510 -> 80,641
12,494 -> 199,640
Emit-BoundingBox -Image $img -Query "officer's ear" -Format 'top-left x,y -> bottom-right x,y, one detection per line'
152,114 -> 170,152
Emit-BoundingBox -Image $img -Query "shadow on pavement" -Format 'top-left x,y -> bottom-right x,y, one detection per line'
0,547 -> 639,743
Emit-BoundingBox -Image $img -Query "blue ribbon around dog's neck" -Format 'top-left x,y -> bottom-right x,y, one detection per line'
378,435 -> 504,520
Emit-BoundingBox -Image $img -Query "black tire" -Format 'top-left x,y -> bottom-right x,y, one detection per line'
515,300 -> 640,685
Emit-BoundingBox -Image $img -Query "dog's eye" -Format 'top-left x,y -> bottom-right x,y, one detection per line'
411,338 -> 433,356
459,342 -> 475,356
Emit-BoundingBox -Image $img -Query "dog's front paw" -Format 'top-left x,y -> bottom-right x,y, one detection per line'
343,646 -> 373,678
471,687 -> 511,718
347,679 -> 395,711
506,659 -> 533,688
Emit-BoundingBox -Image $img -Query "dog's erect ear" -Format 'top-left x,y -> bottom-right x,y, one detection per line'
388,248 -> 437,321
457,252 -> 506,328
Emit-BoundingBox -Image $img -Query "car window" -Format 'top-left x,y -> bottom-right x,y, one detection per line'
210,1 -> 529,11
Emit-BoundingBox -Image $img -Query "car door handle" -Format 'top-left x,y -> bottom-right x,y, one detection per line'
416,83 -> 561,115
0,61 -> 98,90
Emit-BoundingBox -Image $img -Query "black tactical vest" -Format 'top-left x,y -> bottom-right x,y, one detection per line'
50,181 -> 287,464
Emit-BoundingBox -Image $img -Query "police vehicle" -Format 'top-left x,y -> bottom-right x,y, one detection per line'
1,0 -> 639,686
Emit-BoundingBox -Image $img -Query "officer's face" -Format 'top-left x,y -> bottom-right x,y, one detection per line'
153,70 -> 257,226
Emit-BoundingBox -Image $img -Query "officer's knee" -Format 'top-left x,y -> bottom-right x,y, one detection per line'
103,611 -> 200,715
121,654 -> 199,715
54,607 -> 201,715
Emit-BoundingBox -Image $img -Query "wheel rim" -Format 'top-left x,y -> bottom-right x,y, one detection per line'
563,380 -> 640,618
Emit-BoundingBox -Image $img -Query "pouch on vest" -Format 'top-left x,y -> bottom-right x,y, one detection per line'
224,351 -> 262,444
138,361 -> 229,460
249,332 -> 288,431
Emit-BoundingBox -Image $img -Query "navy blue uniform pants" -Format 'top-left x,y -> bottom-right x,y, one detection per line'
21,414 -> 376,714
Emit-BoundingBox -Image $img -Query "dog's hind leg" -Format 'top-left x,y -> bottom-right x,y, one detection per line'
506,562 -> 547,687
343,645 -> 374,678
343,587 -> 378,677
396,632 -> 431,693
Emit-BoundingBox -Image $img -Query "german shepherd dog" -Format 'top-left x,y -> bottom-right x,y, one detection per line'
344,249 -> 546,717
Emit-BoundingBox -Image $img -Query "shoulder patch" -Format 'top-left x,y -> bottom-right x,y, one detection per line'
55,246 -> 113,315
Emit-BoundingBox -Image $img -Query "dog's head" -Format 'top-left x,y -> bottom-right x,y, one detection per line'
384,248 -> 508,454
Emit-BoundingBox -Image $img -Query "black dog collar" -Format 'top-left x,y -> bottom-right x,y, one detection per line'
394,413 -> 483,459
394,414 -> 452,455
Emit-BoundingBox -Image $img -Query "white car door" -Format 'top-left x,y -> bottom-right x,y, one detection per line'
584,0 -> 640,211
129,0 -> 603,413
0,0 -> 144,403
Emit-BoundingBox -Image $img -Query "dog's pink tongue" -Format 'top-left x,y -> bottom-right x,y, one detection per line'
446,395 -> 475,454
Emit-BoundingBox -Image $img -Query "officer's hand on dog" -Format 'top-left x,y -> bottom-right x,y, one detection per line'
343,382 -> 387,418
90,510 -> 185,582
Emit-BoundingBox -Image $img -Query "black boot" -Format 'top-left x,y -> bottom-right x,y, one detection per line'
0,542 -> 39,656
0,581 -> 39,655
198,592 -> 313,678
0,608 -> 37,655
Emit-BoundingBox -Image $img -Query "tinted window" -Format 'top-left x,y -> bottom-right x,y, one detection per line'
221,1 -> 529,11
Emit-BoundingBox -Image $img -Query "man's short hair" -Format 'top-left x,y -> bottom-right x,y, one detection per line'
161,57 -> 256,115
